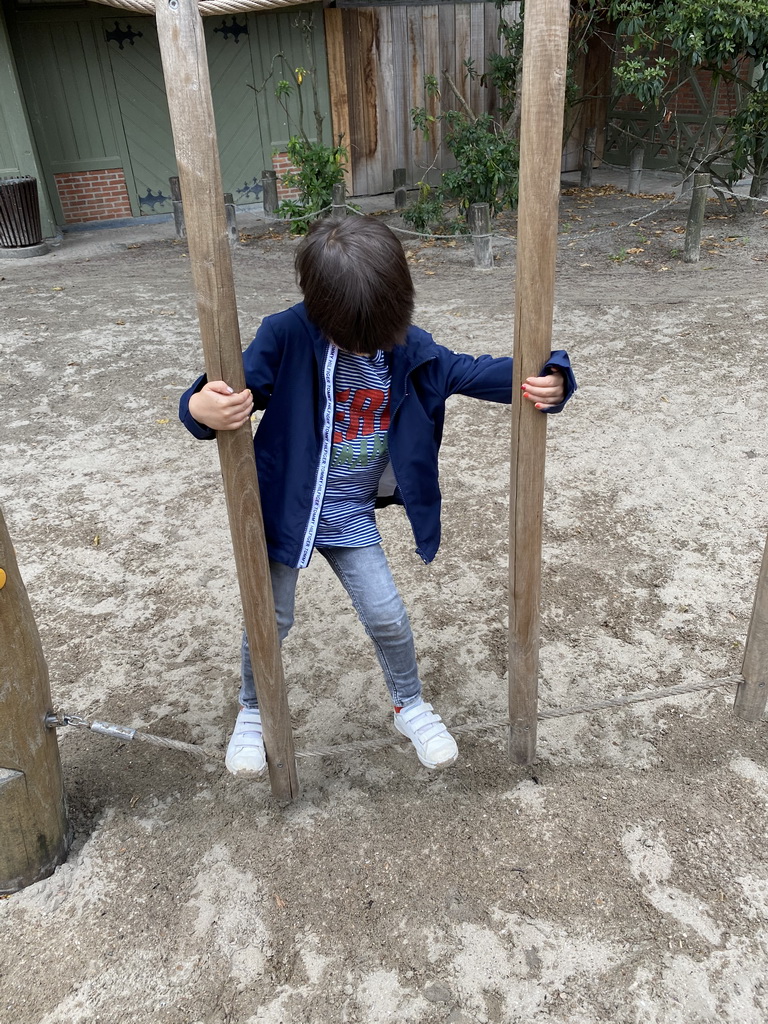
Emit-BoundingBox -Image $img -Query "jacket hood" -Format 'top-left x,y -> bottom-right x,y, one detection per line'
284,302 -> 437,374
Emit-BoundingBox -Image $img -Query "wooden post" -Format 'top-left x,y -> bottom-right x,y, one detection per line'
169,175 -> 185,239
171,178 -> 236,248
508,0 -> 570,765
1,506 -> 69,893
331,181 -> 346,220
262,169 -> 279,217
627,144 -> 644,194
580,126 -> 597,188
734,533 -> 768,721
393,168 -> 407,210
683,173 -> 710,263
469,202 -> 493,269
223,192 -> 237,249
155,0 -> 298,801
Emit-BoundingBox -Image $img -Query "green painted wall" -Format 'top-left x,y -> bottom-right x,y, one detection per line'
3,1 -> 331,223
0,3 -> 56,237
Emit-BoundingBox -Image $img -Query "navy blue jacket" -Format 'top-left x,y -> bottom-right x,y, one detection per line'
179,303 -> 576,567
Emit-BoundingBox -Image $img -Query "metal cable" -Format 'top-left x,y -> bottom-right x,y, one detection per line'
48,674 -> 741,763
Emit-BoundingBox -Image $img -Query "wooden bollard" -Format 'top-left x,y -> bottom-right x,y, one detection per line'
0,506 -> 69,893
734,533 -> 768,721
262,170 -> 279,217
469,203 -> 493,269
580,126 -> 597,189
627,144 -> 645,194
224,192 -> 237,250
170,175 -> 185,239
683,173 -> 710,263
393,168 -> 407,210
331,182 -> 347,220
170,178 -> 236,247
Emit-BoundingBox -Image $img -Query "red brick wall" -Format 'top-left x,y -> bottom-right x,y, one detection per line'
271,152 -> 302,202
614,60 -> 743,118
54,168 -> 133,224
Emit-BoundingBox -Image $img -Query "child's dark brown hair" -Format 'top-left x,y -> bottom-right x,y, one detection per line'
295,215 -> 414,355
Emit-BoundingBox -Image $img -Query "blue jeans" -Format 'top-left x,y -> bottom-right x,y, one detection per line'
240,544 -> 423,710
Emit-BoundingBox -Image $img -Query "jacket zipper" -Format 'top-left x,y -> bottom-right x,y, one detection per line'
297,344 -> 338,567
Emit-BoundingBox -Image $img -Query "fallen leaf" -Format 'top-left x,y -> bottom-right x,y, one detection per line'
626,247 -> 644,254
673,226 -> 686,234
52,286 -> 64,291
126,244 -> 141,250
93,535 -> 100,546
275,895 -> 287,909
115,320 -> 126,325
156,418 -> 170,425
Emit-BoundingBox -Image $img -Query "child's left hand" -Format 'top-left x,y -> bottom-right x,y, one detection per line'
522,369 -> 564,411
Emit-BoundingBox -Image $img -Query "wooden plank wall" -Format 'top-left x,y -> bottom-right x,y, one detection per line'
325,2 -> 518,197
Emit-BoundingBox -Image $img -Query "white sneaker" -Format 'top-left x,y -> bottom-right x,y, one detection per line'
394,700 -> 458,769
225,708 -> 267,776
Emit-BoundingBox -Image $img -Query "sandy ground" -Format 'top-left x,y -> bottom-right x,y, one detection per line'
1,172 -> 767,1023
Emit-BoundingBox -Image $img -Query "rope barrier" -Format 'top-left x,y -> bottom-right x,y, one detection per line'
47,673 -> 741,764
350,186 -> 715,249
89,0 -> 310,14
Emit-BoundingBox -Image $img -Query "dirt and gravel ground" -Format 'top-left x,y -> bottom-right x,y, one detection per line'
1,170 -> 767,1024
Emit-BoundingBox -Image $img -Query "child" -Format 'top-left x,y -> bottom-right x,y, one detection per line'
179,215 -> 575,775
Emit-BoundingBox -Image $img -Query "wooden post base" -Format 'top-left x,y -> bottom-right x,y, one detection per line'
1,506 -> 69,893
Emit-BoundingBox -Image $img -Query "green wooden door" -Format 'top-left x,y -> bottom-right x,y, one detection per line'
103,16 -> 177,215
9,4 -> 331,221
104,8 -> 331,214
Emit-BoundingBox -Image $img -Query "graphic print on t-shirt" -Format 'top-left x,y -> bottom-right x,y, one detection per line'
315,350 -> 392,547
332,385 -> 391,468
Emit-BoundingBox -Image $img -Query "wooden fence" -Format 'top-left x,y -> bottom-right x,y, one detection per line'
324,2 -> 519,196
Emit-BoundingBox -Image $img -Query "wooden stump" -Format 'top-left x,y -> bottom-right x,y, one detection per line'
683,173 -> 710,264
735,532 -> 768,721
0,506 -> 69,893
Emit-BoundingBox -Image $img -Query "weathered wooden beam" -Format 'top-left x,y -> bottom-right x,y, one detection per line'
627,143 -> 645,194
155,0 -> 298,800
0,506 -> 69,893
331,181 -> 347,220
580,126 -> 597,189
469,202 -> 493,269
683,173 -> 710,264
508,0 -> 570,765
393,167 -> 407,210
261,170 -> 279,218
734,533 -> 768,722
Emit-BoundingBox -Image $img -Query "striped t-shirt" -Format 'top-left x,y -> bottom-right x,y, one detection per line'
314,349 -> 391,547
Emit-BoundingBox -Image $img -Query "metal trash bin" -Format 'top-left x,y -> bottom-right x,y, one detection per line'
0,176 -> 44,248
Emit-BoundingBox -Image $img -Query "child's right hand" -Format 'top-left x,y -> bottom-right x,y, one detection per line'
188,380 -> 254,431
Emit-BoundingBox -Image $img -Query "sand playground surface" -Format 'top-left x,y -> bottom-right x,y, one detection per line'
1,176 -> 767,1023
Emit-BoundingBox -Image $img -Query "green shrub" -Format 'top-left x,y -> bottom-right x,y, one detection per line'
278,136 -> 348,234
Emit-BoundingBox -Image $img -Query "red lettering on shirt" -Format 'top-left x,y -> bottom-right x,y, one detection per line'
346,388 -> 387,440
